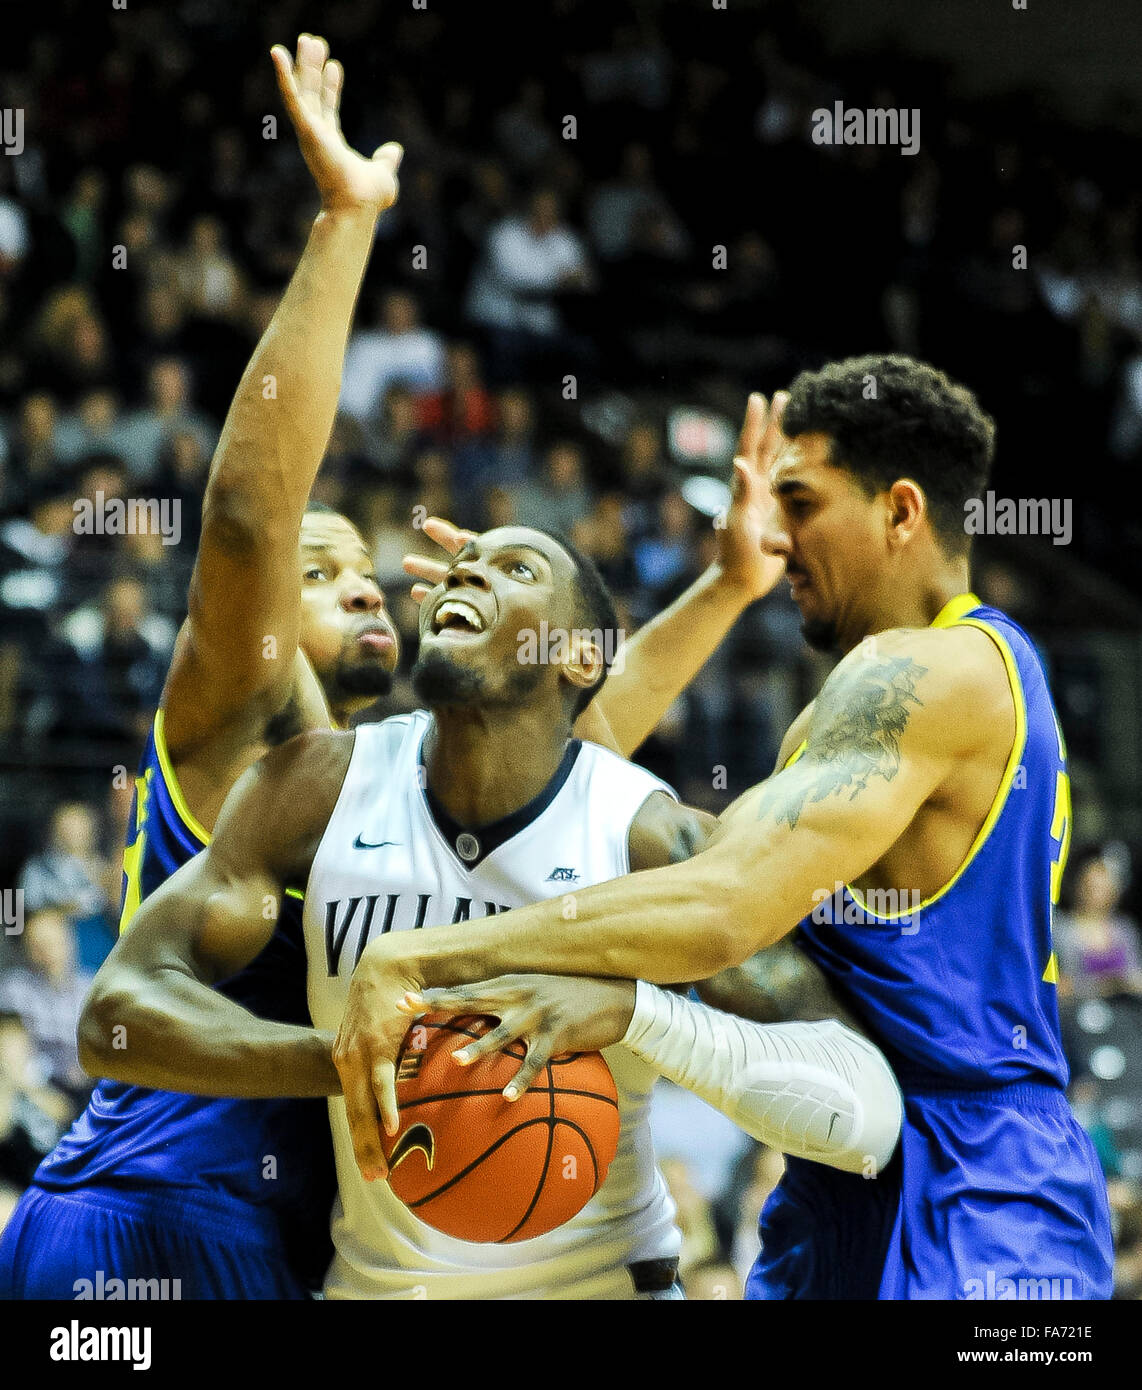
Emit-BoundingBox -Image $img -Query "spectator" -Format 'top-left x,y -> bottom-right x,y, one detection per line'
455,386 -> 539,495
0,909 -> 93,1100
619,421 -> 669,539
5,393 -> 61,491
493,80 -> 556,176
572,492 -> 638,596
415,343 -> 495,445
587,142 -> 689,263
512,441 -> 593,535
54,389 -> 123,465
114,357 -> 215,482
1055,845 -> 1142,1000
340,291 -> 446,424
173,214 -> 243,322
465,188 -> 594,381
58,574 -> 173,745
18,801 -> 110,919
0,1011 -> 70,1193
634,489 -> 697,598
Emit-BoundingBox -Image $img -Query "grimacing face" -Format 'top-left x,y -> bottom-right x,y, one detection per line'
412,526 -> 601,713
764,432 -> 898,652
297,513 -> 399,703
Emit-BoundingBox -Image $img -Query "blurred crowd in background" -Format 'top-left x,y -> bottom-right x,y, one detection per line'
2,0 -> 1142,1296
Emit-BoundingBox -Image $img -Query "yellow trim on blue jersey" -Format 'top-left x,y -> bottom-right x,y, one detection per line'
153,708 -> 211,847
150,709 -> 306,902
118,766 -> 154,934
930,591 -> 983,629
1042,951 -> 1060,984
844,611 -> 1028,921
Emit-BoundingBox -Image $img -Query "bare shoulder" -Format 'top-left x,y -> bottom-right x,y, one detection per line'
628,791 -> 716,872
212,726 -> 357,879
810,623 -> 1013,759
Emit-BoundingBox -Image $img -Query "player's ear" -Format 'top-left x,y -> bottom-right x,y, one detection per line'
560,632 -> 605,699
885,478 -> 924,549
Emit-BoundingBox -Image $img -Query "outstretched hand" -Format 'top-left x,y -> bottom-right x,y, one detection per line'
270,33 -> 402,216
714,391 -> 790,601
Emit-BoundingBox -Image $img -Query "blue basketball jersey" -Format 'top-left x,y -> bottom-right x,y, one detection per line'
794,594 -> 1070,1088
30,711 -> 336,1290
747,593 -> 1112,1299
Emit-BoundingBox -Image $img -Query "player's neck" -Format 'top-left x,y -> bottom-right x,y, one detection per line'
844,558 -> 974,650
422,706 -> 574,829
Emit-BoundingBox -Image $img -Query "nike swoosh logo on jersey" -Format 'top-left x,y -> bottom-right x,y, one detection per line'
353,835 -> 399,850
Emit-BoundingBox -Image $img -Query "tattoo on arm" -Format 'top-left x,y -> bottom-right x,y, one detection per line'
757,654 -> 928,829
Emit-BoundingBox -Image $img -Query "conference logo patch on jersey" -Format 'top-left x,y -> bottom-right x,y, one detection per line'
388,1123 -> 435,1173
545,867 -> 579,882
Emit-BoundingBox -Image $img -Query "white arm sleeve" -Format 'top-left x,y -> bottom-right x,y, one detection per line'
623,981 -> 902,1175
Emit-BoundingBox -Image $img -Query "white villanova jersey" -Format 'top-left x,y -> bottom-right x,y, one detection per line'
304,711 -> 681,1299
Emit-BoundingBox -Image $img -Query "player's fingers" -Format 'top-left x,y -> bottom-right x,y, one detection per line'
372,141 -> 405,174
409,582 -> 432,603
734,392 -> 768,466
453,1020 -> 522,1066
373,1057 -> 400,1141
337,1052 -> 388,1181
320,57 -> 343,124
421,516 -> 476,555
402,554 -> 449,585
758,390 -> 789,461
296,33 -> 328,105
411,985 -> 489,1019
270,45 -> 304,124
729,455 -> 751,506
503,1041 -> 550,1101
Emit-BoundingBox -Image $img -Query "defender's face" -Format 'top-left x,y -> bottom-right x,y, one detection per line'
414,527 -> 582,710
764,433 -> 890,651
297,514 -> 399,699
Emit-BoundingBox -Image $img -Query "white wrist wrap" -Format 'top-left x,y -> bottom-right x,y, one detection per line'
623,981 -> 902,1174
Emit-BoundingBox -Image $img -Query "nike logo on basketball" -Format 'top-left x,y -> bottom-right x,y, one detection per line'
353,835 -> 399,850
388,1122 -> 435,1173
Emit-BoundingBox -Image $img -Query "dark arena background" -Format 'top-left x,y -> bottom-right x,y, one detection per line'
1,0 -> 1141,1327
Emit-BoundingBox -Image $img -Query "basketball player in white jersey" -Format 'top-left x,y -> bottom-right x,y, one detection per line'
81,521 -> 902,1300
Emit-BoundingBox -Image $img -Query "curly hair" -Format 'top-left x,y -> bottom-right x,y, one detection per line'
782,354 -> 996,554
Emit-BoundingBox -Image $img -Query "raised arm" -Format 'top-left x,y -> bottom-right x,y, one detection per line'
163,35 -> 402,754
78,729 -> 352,1097
592,392 -> 789,753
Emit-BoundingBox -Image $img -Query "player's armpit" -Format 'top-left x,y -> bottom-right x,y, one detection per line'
697,935 -> 865,1032
78,729 -> 354,1098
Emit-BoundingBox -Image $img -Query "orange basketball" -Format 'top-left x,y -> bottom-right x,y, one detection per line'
380,1013 -> 620,1243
